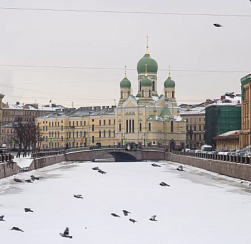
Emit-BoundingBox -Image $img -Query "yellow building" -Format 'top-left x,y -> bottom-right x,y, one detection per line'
180,106 -> 205,149
37,107 -> 116,149
37,39 -> 186,150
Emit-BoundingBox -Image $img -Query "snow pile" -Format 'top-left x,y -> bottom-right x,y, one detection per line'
14,156 -> 33,168
0,161 -> 251,244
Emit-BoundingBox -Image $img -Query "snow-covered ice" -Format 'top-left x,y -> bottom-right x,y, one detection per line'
1,161 -> 251,244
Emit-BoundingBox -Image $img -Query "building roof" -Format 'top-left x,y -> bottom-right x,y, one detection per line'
180,107 -> 205,115
137,53 -> 158,74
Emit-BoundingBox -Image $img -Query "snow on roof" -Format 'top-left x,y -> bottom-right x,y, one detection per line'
180,107 -> 205,115
174,115 -> 184,122
218,130 -> 241,137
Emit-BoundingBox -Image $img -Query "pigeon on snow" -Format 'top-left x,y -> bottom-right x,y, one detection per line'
123,210 -> 131,216
150,215 -> 157,221
111,213 -> 120,218
11,227 -> 24,232
0,215 -> 5,221
60,227 -> 73,238
24,208 -> 33,213
74,194 -> 83,199
213,23 -> 222,27
160,182 -> 170,187
129,218 -> 137,223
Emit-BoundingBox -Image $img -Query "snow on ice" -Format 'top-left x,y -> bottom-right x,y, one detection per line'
1,161 -> 251,244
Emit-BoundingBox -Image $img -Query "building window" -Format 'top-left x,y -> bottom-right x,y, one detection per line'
171,121 -> 173,132
61,136 -> 63,142
109,119 -> 111,125
69,121 -> 71,126
186,119 -> 188,123
139,123 -> 142,132
61,125 -> 63,131
109,130 -> 111,137
103,120 -> 106,125
199,134 -> 201,140
199,125 -> 201,131
80,121 -> 82,126
92,124 -> 94,131
99,120 -> 101,126
99,131 -> 101,138
186,126 -> 188,131
199,118 -> 201,122
194,134 -> 196,140
129,120 -> 131,133
114,119 -> 115,125
149,123 -> 151,132
69,132 -> 71,138
76,131 -> 78,138
49,122 -> 51,127
119,123 -> 121,132
58,132 -> 60,138
84,131 -> 86,137
84,121 -> 86,126
113,130 -> 115,137
103,130 -> 106,138
190,126 -> 192,131
92,136 -> 94,143
126,120 -> 128,133
152,80 -> 155,91
73,121 -> 75,126
92,119 -> 94,122
76,121 -> 78,127
80,131 -> 82,137
194,126 -> 196,131
190,118 -> 192,123
132,120 -> 134,133
194,118 -> 196,123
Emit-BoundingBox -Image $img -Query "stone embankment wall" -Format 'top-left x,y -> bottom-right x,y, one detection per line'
0,162 -> 20,179
168,153 -> 251,181
30,155 -> 65,170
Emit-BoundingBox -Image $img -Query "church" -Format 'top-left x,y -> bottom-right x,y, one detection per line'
115,39 -> 186,150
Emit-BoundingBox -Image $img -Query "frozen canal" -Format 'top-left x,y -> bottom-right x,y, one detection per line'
1,161 -> 251,244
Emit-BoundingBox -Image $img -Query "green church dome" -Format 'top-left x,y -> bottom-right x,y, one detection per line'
141,75 -> 152,87
164,76 -> 175,88
137,53 -> 158,74
120,76 -> 131,89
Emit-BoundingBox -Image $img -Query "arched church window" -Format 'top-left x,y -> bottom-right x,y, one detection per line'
172,91 -> 174,98
165,91 -> 167,97
149,91 -> 151,97
140,81 -> 142,91
152,81 -> 155,91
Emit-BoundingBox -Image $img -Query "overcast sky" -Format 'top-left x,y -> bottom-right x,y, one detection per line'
0,0 -> 251,108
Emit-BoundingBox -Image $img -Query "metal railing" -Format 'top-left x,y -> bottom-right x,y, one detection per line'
172,151 -> 251,164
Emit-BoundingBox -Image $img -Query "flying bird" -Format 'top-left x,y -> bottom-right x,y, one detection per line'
149,215 -> 157,221
123,210 -> 131,216
0,215 -> 5,221
213,23 -> 222,27
14,178 -> 22,183
92,167 -> 100,170
151,163 -> 161,167
74,194 -> 83,199
129,218 -> 137,223
160,182 -> 170,187
111,213 -> 120,218
60,227 -> 73,239
24,208 -> 33,213
11,227 -> 24,232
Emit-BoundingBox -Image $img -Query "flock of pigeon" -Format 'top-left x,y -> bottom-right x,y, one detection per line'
92,163 -> 184,224
0,162 -> 185,239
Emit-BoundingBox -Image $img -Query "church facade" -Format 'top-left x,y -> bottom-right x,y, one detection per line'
115,42 -> 186,150
36,41 -> 186,150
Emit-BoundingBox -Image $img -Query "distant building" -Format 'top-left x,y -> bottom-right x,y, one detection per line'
2,102 -> 65,125
1,123 -> 15,149
36,106 -> 116,149
213,130 -> 240,150
0,93 -> 5,146
205,92 -> 241,148
180,105 -> 205,149
240,74 -> 251,149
